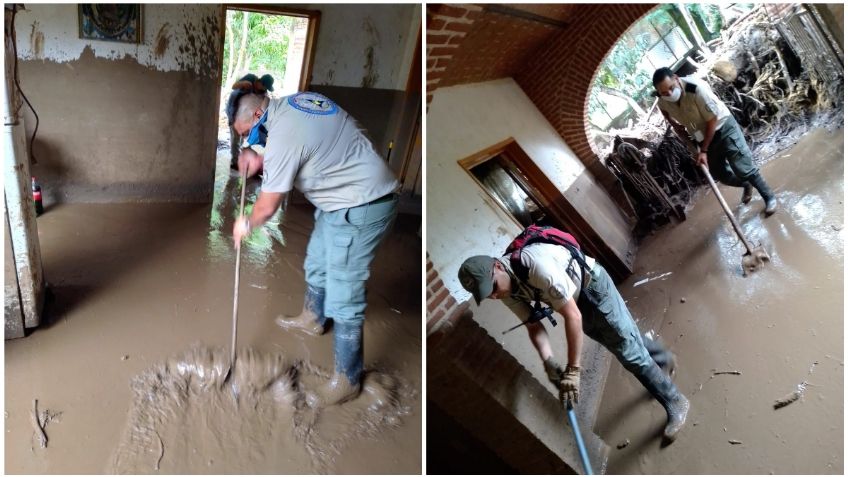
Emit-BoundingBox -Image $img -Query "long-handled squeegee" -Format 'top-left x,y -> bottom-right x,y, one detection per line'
223,167 -> 248,385
567,400 -> 593,475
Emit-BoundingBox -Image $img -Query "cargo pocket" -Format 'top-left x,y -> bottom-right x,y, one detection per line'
330,235 -> 353,269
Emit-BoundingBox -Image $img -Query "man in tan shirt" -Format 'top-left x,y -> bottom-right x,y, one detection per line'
459,241 -> 689,444
654,67 -> 777,216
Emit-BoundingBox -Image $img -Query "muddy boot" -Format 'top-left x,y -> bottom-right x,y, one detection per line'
307,320 -> 363,407
636,363 -> 690,444
275,285 -> 328,336
748,173 -> 777,216
741,182 -> 753,204
644,336 -> 677,378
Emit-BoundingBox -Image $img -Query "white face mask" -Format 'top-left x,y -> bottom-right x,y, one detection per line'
661,85 -> 682,103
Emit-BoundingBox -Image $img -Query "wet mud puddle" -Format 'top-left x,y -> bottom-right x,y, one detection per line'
111,347 -> 413,474
5,149 -> 422,473
595,128 -> 843,474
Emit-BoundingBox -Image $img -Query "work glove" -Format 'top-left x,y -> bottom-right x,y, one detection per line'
558,365 -> 580,406
543,356 -> 566,385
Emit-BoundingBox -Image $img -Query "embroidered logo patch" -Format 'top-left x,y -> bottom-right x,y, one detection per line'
287,92 -> 338,115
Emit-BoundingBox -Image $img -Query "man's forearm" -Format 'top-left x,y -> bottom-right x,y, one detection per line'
558,300 -> 583,367
700,118 -> 718,152
526,322 -> 553,361
248,191 -> 286,228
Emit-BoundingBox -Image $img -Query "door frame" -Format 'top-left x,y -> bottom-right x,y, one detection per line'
458,138 -> 633,282
215,5 -> 321,98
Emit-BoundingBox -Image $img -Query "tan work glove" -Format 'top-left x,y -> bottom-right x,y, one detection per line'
543,356 -> 566,385
558,365 -> 580,406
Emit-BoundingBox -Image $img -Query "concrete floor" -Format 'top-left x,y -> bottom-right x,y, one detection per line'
4,152 -> 422,473
596,127 -> 843,474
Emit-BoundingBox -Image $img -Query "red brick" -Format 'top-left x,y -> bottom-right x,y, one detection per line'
437,5 -> 472,19
443,21 -> 473,34
428,307 -> 446,323
427,33 -> 454,46
428,46 -> 459,58
428,18 -> 446,31
427,268 -> 438,283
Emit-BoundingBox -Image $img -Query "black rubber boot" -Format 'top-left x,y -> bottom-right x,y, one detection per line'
643,336 -> 676,378
741,182 -> 753,204
635,362 -> 690,444
275,285 -> 329,336
306,320 -> 363,407
748,172 -> 777,216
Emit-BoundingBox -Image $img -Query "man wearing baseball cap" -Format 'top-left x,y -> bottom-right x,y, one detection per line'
459,244 -> 689,444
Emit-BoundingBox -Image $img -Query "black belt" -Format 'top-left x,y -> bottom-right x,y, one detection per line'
369,192 -> 397,205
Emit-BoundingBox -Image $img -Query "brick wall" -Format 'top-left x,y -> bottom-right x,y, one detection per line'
428,304 -> 609,473
515,4 -> 656,173
426,255 -> 467,335
426,4 -> 483,106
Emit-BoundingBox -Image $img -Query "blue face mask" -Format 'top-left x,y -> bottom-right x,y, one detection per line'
244,109 -> 268,147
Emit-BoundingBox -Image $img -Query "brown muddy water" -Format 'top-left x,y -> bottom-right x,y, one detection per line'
5,152 -> 422,474
596,128 -> 843,474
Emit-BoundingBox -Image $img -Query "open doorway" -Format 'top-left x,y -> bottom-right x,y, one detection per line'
208,6 -> 319,262
459,139 -> 633,281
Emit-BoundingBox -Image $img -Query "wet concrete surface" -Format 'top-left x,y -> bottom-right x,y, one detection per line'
595,128 -> 843,474
5,150 -> 421,474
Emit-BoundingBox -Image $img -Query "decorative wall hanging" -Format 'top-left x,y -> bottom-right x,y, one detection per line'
79,5 -> 142,43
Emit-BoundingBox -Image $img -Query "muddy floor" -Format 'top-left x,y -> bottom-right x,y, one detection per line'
4,151 -> 422,474
595,128 -> 843,474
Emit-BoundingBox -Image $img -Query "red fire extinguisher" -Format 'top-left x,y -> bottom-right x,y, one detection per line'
32,177 -> 43,216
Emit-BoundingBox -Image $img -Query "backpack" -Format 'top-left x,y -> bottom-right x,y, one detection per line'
504,224 -> 591,300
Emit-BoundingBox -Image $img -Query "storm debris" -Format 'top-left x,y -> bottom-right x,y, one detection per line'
712,370 -> 742,376
31,400 -> 47,449
774,381 -> 808,409
729,439 -> 743,445
616,438 -> 631,449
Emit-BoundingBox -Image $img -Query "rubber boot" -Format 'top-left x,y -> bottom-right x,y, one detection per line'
741,182 -> 753,204
748,172 -> 777,216
635,363 -> 690,443
644,336 -> 677,378
275,285 -> 328,336
306,320 -> 363,407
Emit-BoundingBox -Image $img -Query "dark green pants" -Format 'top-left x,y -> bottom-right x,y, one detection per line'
706,117 -> 757,186
577,264 -> 674,379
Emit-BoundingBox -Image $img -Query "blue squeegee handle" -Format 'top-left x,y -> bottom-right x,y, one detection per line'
566,400 -> 593,475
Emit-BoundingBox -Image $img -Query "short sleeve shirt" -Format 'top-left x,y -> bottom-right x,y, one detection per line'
260,92 -> 399,212
498,243 -> 597,320
658,77 -> 731,141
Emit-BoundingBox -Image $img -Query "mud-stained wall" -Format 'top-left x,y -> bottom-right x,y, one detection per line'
427,78 -> 632,301
14,4 -> 222,202
300,4 -> 421,187
302,4 -> 420,90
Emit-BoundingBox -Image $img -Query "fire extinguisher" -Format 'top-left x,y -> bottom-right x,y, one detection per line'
31,177 -> 43,216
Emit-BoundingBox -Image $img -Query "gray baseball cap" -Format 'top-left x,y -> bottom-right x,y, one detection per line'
458,255 -> 496,305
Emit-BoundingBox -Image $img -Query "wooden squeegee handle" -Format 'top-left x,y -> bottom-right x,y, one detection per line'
698,163 -> 755,254
231,167 -> 248,370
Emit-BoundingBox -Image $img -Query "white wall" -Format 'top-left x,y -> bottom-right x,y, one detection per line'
301,3 -> 420,90
13,4 -> 221,78
427,78 -> 592,302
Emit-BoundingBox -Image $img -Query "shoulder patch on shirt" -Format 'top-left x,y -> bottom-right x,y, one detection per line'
685,82 -> 698,93
287,92 -> 338,116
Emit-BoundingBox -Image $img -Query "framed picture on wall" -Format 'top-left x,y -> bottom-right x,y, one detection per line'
78,5 -> 142,43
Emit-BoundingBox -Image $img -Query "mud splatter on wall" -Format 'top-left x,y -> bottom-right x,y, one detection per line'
301,4 -> 420,90
14,4 -> 221,79
14,4 -> 224,202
